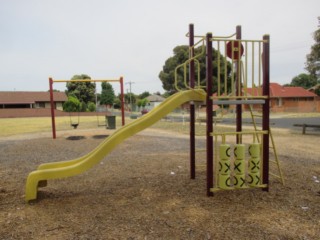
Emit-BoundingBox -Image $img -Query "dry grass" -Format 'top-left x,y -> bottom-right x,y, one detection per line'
0,116 -> 129,137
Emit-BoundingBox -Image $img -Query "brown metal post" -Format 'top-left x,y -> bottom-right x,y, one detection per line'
206,33 -> 214,196
262,35 -> 270,191
120,76 -> 125,126
189,24 -> 196,179
236,25 -> 242,143
49,77 -> 56,139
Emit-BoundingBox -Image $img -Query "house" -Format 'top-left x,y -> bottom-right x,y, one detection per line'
0,91 -> 67,109
0,91 -> 68,118
247,83 -> 319,113
146,94 -> 165,109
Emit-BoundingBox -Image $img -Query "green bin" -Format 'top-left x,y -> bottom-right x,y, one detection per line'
106,116 -> 116,129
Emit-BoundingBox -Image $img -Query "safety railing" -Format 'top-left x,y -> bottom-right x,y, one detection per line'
174,36 -> 205,91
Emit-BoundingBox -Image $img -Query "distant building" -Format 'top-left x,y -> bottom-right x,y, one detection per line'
247,83 -> 319,112
0,91 -> 67,109
0,91 -> 67,118
146,94 -> 165,109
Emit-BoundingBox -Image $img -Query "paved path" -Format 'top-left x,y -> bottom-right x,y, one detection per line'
222,117 -> 320,130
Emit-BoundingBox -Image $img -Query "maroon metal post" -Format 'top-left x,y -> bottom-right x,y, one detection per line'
262,34 -> 270,191
120,76 -> 125,126
206,32 -> 214,196
49,77 -> 56,139
189,24 -> 196,179
235,25 -> 242,143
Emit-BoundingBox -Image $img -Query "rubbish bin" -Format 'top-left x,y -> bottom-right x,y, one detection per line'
106,116 -> 116,129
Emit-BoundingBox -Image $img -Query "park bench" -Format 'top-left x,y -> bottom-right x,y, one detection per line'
293,124 -> 320,134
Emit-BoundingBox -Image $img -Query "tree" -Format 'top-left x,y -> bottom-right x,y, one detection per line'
305,17 -> 320,79
87,102 -> 96,112
290,73 -> 317,89
138,91 -> 151,99
63,95 -> 81,112
124,93 -> 136,104
65,74 -> 96,104
137,98 -> 149,109
158,45 -> 232,95
100,82 -> 115,107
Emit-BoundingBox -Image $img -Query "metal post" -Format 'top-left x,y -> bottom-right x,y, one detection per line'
120,77 -> 125,126
236,25 -> 242,143
262,34 -> 270,191
49,77 -> 56,139
206,33 -> 214,196
189,24 -> 196,179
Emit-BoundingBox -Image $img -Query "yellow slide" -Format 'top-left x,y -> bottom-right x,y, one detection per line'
25,89 -> 206,202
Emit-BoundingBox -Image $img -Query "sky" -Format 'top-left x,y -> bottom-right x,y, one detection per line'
0,0 -> 319,95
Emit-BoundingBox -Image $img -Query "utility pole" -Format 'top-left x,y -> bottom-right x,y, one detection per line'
125,81 -> 135,111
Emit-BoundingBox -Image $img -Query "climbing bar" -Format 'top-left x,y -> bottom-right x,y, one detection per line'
211,130 -> 268,137
53,79 -> 120,83
212,33 -> 236,39
211,99 -> 265,105
210,184 -> 268,192
212,95 -> 267,99
211,38 -> 267,43
196,148 -> 206,152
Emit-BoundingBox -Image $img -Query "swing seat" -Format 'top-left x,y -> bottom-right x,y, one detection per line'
71,123 -> 79,129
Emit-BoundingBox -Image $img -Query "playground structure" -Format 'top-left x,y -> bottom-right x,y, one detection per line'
182,24 -> 283,195
49,77 -> 125,139
25,24 -> 283,202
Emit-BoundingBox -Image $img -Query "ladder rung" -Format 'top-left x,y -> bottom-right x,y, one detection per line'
196,149 -> 206,152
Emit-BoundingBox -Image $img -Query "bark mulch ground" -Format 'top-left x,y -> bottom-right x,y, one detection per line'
0,128 -> 319,239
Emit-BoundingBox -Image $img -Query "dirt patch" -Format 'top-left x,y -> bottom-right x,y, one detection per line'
0,128 -> 320,239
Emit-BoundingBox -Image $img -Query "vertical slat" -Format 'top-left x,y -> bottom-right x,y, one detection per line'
189,24 -> 196,179
236,26 -> 242,143
206,32 -> 214,196
49,77 -> 56,139
262,34 -> 270,192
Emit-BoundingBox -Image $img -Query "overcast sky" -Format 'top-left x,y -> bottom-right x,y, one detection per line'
0,0 -> 319,95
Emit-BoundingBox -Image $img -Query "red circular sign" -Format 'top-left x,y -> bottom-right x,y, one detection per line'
226,41 -> 244,60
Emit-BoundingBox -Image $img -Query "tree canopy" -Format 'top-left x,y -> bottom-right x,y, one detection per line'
158,45 -> 232,95
65,74 -> 96,104
63,95 -> 81,112
138,91 -> 151,99
289,17 -> 320,95
305,17 -> 320,79
289,73 -> 317,89
100,82 -> 115,106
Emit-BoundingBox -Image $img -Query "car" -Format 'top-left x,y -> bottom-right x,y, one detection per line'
141,109 -> 149,115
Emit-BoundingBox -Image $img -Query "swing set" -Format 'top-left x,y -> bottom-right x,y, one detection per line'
49,77 -> 125,139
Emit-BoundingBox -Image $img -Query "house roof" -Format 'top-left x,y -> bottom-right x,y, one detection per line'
246,83 -> 317,98
146,94 -> 165,102
0,91 -> 67,104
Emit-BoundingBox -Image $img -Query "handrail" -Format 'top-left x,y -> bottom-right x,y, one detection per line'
174,37 -> 205,91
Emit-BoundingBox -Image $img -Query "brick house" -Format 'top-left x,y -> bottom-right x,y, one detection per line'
247,83 -> 319,113
0,91 -> 67,118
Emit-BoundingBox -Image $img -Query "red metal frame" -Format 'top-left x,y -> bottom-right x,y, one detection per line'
189,24 -> 196,179
49,78 -> 56,139
262,34 -> 270,191
206,32 -> 214,196
236,26 -> 242,143
120,77 -> 125,126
